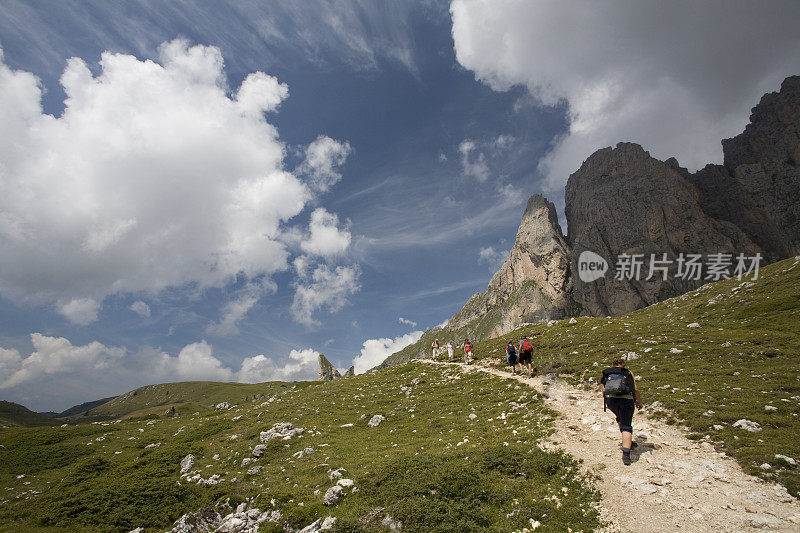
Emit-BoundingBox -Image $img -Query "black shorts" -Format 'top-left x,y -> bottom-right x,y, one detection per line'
519,350 -> 532,364
605,397 -> 635,433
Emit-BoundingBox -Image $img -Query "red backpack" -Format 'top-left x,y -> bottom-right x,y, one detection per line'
522,339 -> 532,351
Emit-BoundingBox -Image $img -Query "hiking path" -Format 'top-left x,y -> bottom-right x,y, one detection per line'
423,359 -> 800,532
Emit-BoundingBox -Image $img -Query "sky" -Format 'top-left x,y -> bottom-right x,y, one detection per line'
1,0 -> 800,411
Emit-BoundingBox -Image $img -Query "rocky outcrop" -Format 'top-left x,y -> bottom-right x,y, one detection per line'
710,75 -> 799,258
318,354 -> 342,381
343,366 -> 354,378
444,195 -> 575,340
566,143 -> 760,316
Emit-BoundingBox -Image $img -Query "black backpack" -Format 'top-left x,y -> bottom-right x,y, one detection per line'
506,344 -> 517,357
603,369 -> 632,397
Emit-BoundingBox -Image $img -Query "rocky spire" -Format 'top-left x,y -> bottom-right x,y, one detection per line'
318,354 -> 342,381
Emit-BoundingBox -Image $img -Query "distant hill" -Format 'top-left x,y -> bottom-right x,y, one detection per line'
39,396 -> 117,419
0,400 -> 59,428
88,380 -> 298,418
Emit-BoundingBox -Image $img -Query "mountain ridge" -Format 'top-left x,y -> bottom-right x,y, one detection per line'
383,75 -> 800,366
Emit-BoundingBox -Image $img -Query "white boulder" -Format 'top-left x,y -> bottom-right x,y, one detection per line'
179,454 -> 195,475
732,419 -> 762,432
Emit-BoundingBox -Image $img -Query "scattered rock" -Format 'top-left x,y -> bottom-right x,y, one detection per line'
216,506 -> 281,532
215,402 -> 231,410
765,405 -> 778,412
381,514 -> 402,532
323,485 -> 344,505
179,454 -> 195,475
569,317 -> 577,324
337,478 -> 354,488
260,422 -> 304,443
748,514 -> 782,529
169,507 -> 221,533
300,516 -> 337,532
329,468 -> 345,481
732,419 -> 762,432
670,348 -> 684,354
368,415 -> 385,427
775,454 -> 797,466
252,445 -> 267,458
293,447 -> 316,459
687,322 -> 700,328
241,458 -> 254,467
468,413 -> 477,420
246,466 -> 262,475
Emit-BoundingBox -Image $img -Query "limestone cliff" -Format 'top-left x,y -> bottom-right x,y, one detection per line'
566,143 -> 760,316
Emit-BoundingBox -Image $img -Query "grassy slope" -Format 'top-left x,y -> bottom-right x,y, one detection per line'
0,364 -> 600,533
466,256 -> 800,496
0,402 -> 59,428
89,381 -> 295,418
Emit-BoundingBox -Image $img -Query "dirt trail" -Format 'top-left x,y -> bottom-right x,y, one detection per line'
426,360 -> 800,532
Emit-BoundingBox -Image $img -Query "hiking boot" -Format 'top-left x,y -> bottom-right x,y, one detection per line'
622,453 -> 631,465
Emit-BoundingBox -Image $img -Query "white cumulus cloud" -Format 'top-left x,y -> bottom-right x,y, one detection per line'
237,348 -> 319,383
1,333 -> 125,389
451,0 -> 800,191
153,340 -> 234,382
0,39 -> 315,318
0,333 -> 324,409
57,298 -> 100,325
298,135 -> 353,193
300,208 -> 352,258
352,330 -> 423,374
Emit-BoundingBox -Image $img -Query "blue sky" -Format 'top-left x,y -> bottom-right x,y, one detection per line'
2,1 -> 800,411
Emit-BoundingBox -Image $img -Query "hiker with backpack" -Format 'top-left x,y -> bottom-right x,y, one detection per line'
518,335 -> 535,377
505,341 -> 519,373
446,341 -> 454,361
463,338 -> 473,364
601,356 -> 644,465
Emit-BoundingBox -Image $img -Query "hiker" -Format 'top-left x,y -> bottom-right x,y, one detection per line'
601,356 -> 644,465
431,339 -> 440,360
446,341 -> 454,361
518,335 -> 534,377
463,338 -> 473,364
505,341 -> 519,373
